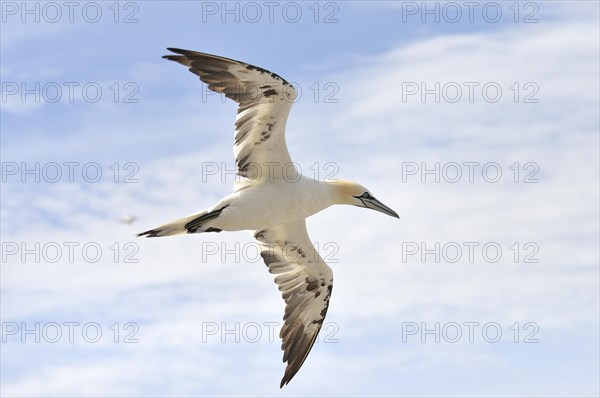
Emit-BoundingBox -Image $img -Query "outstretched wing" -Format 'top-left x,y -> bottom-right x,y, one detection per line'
163,48 -> 299,185
253,219 -> 334,388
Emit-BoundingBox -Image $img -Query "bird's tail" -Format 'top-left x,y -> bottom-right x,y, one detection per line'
137,206 -> 228,238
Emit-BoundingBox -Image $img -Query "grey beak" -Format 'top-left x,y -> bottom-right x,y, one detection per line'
361,197 -> 399,219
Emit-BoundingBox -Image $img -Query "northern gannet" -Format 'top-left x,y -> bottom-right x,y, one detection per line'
138,48 -> 399,388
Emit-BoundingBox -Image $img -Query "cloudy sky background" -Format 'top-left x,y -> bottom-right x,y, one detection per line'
1,1 -> 599,396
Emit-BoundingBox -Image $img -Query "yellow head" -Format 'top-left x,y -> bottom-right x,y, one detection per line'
327,180 -> 399,218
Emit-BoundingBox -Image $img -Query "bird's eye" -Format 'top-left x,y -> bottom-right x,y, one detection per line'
362,192 -> 371,199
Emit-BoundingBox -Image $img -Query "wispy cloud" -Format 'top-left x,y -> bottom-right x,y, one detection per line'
1,2 -> 598,397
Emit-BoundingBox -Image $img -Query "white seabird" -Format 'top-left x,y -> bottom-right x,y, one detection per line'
138,48 -> 399,388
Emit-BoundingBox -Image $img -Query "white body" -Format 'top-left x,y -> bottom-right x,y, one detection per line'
211,177 -> 334,231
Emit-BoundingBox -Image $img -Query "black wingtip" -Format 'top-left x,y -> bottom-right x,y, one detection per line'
166,47 -> 193,55
163,48 -> 188,61
280,362 -> 302,388
279,366 -> 296,388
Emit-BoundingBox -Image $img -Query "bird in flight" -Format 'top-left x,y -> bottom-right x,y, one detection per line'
138,48 -> 399,388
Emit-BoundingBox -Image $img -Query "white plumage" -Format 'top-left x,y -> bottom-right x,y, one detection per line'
139,49 -> 399,388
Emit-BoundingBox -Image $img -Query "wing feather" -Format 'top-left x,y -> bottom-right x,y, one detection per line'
163,48 -> 299,184
253,220 -> 334,388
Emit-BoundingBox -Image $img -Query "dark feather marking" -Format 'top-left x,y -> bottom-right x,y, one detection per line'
261,250 -> 284,266
137,229 -> 161,238
297,247 -> 306,258
263,88 -> 278,98
244,64 -> 291,85
236,152 -> 252,171
184,206 -> 228,233
319,285 -> 333,318
305,277 -> 318,291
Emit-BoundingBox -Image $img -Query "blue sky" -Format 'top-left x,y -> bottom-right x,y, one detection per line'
1,1 -> 599,397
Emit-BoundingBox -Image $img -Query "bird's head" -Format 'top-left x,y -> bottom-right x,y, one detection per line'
330,180 -> 399,219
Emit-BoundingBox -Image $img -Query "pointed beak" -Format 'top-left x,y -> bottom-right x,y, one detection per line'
361,197 -> 399,219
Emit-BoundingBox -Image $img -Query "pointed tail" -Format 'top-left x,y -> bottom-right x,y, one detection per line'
137,206 -> 228,238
